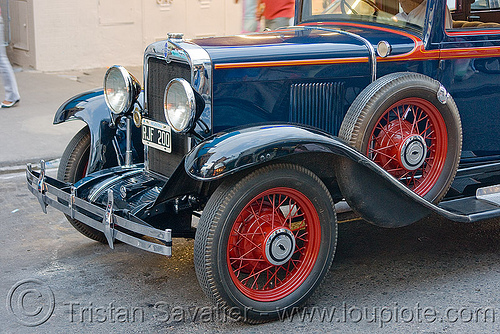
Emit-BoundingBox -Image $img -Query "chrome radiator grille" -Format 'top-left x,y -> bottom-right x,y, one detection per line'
290,82 -> 345,135
146,57 -> 191,177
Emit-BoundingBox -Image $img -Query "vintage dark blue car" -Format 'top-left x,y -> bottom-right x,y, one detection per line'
27,0 -> 500,322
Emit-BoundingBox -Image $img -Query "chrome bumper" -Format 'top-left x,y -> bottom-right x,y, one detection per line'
26,161 -> 172,256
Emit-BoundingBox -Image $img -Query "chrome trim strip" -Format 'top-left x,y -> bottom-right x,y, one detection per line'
88,169 -> 143,202
144,41 -> 169,115
296,26 -> 377,82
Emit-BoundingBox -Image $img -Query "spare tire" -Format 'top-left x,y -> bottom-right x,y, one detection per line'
339,72 -> 462,203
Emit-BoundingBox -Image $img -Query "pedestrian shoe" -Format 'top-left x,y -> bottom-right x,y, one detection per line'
1,99 -> 19,108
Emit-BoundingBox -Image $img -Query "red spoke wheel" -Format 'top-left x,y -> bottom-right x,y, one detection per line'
367,97 -> 447,196
339,73 -> 462,203
227,188 -> 320,301
194,164 -> 337,323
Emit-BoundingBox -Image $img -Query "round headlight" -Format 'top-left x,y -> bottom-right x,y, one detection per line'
104,65 -> 141,114
164,78 -> 196,133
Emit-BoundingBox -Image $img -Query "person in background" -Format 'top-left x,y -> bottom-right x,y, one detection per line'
257,0 -> 295,30
395,0 -> 452,29
235,0 -> 260,33
0,6 -> 20,108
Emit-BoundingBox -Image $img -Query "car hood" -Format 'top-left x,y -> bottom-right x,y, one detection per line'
191,23 -> 418,65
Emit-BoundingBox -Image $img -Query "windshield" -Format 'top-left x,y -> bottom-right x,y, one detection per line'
302,0 -> 425,30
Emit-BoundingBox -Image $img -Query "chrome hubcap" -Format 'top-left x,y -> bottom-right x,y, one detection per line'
400,135 -> 427,171
263,227 -> 296,266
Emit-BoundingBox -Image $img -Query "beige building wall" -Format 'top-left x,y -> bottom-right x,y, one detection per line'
8,0 -> 242,71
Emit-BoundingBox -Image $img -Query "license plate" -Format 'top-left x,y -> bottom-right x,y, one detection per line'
141,119 -> 171,153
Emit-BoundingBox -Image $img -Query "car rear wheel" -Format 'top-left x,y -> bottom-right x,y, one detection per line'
339,73 -> 462,203
194,164 -> 337,323
58,126 -> 107,243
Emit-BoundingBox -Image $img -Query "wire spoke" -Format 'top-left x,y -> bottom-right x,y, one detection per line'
227,187 -> 319,297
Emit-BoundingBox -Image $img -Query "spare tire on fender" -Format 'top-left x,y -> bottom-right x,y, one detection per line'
339,72 -> 462,203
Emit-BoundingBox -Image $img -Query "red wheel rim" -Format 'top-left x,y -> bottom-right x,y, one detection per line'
226,187 -> 321,301
367,97 -> 448,196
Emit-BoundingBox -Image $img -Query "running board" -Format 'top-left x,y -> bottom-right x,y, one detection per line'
438,184 -> 500,222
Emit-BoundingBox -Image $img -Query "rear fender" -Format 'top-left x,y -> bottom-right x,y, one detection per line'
54,89 -> 144,173
184,124 -> 442,227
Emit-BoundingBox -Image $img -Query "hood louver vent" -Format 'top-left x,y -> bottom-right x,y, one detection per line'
290,82 -> 345,135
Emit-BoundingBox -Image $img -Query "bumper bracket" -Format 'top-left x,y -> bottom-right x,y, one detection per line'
103,189 -> 116,249
36,160 -> 48,214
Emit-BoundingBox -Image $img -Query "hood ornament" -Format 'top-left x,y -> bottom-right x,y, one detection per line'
166,33 -> 184,63
167,32 -> 184,41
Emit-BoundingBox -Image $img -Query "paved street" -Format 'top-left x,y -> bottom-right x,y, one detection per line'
2,168 -> 500,333
1,69 -> 500,333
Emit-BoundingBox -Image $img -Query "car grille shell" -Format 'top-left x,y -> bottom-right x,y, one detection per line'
146,57 -> 191,177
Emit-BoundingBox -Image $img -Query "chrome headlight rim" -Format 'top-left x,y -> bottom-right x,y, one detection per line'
163,78 -> 196,133
104,65 -> 139,115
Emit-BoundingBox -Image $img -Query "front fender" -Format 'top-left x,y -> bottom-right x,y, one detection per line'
54,89 -> 109,126
184,124 -> 466,227
185,124 -> 347,181
54,89 -> 144,173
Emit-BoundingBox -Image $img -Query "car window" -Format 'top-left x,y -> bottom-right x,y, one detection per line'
471,0 -> 500,10
449,0 -> 500,30
305,0 -> 424,30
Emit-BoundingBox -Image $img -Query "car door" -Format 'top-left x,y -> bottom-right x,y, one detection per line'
438,0 -> 500,161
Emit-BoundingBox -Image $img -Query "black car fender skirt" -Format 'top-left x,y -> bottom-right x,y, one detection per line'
184,124 -> 440,227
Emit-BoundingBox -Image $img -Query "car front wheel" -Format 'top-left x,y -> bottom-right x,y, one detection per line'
57,126 -> 107,243
194,164 -> 337,323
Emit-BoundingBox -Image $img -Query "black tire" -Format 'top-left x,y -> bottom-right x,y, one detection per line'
339,72 -> 462,203
57,126 -> 107,243
194,164 -> 337,323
